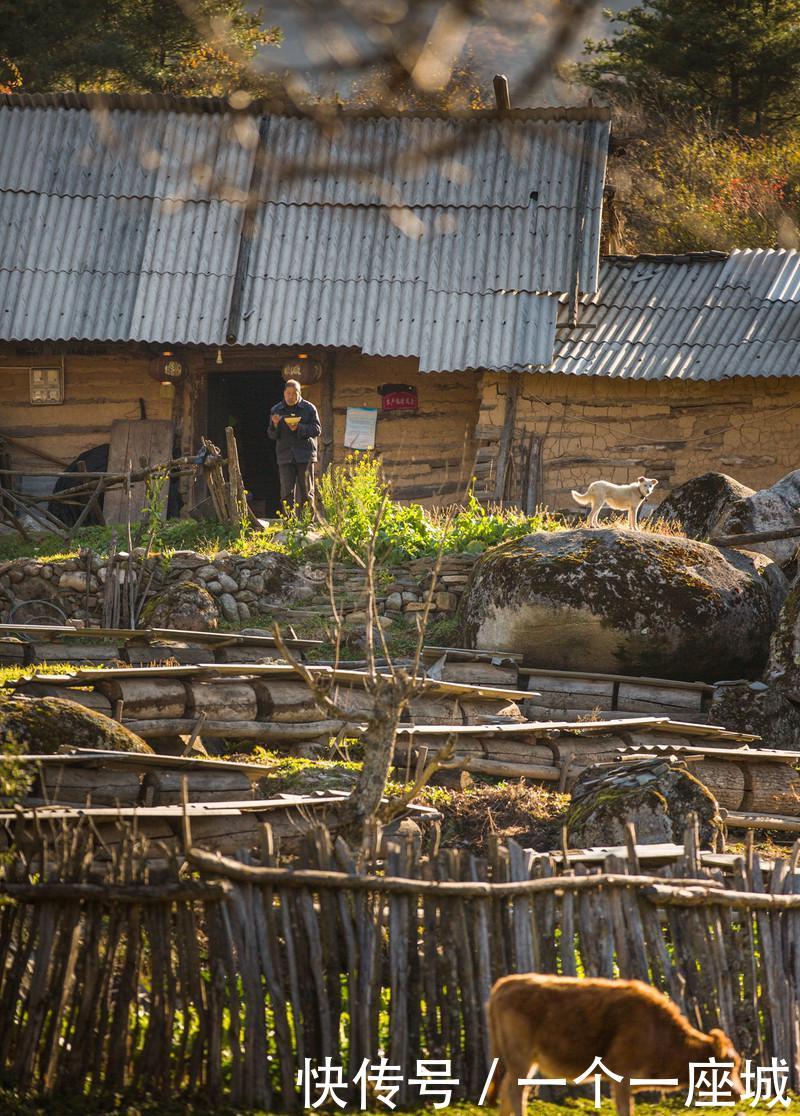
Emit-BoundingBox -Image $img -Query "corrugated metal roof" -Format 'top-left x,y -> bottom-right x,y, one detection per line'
550,250 -> 800,380
237,278 -> 560,370
0,95 -> 608,371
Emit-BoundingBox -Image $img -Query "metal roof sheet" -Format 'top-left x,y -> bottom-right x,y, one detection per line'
0,98 -> 608,370
551,250 -> 800,380
237,278 -> 559,371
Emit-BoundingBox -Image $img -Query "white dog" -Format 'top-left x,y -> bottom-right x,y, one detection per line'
571,476 -> 659,530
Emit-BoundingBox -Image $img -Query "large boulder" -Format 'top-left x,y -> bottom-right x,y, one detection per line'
715,469 -> 800,566
459,527 -> 787,682
656,472 -> 754,540
709,579 -> 800,748
141,581 -> 219,631
567,758 -> 722,848
0,695 -> 153,754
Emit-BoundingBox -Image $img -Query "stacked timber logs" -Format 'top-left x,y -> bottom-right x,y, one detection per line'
395,718 -> 800,830
2,749 -> 438,856
1,795 -> 437,857
1,624 -> 730,729
7,663 -> 528,748
15,749 -> 269,807
520,666 -> 714,724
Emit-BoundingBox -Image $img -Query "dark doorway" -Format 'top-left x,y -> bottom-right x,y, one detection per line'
207,370 -> 285,517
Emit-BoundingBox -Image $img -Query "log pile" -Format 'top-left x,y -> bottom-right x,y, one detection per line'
1,624 -> 726,728
12,748 -> 272,807
2,748 -> 438,856
7,662 -> 528,748
395,717 -> 800,827
520,666 -> 714,724
1,793 -> 438,857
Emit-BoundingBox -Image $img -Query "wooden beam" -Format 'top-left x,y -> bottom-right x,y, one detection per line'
493,74 -> 511,110
710,525 -> 800,548
493,377 -> 519,503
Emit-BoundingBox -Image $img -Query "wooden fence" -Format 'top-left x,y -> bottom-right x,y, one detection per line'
2,819 -> 800,1108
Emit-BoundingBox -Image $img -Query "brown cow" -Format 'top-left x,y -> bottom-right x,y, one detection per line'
486,974 -> 743,1116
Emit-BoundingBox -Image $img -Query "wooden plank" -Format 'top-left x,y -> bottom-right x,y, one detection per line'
726,812 -> 800,833
13,662 -> 529,701
432,662 -> 520,687
617,682 -> 705,711
123,717 -> 350,740
396,717 -> 669,737
4,749 -> 280,775
0,796 -> 353,821
525,675 -> 615,698
523,704 -> 656,722
623,744 -> 800,764
104,419 -> 174,522
422,646 -> 523,664
517,665 -> 715,694
0,623 -> 321,649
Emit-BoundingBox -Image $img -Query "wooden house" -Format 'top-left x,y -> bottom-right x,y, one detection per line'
479,251 -> 800,511
2,94 -> 795,521
0,92 -> 609,516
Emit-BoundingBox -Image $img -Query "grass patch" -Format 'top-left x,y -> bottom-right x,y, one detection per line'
0,661 -> 93,692
0,519 -> 287,564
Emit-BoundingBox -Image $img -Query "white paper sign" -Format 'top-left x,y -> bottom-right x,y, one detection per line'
343,406 -> 378,450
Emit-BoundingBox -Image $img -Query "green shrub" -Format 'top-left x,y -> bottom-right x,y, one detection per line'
0,452 -> 562,566
280,452 -> 562,563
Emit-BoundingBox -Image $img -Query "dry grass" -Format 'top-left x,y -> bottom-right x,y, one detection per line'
440,780 -> 570,854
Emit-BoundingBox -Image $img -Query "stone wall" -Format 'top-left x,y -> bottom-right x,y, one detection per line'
0,549 -> 473,629
477,371 -> 800,513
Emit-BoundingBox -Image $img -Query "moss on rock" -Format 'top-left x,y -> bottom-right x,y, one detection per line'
458,527 -> 787,681
141,580 -> 219,631
656,472 -> 754,539
0,696 -> 153,755
568,760 -> 721,847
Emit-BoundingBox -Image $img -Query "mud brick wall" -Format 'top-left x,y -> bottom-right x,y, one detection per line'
477,371 -> 800,513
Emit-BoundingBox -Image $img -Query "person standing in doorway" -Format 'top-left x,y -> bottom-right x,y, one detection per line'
267,378 -> 321,510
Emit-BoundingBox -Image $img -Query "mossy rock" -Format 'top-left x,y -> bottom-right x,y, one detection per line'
709,579 -> 800,748
458,527 -> 787,682
238,552 -> 301,600
715,468 -> 800,567
656,472 -> 754,539
0,696 -> 153,755
567,760 -> 721,848
141,580 -> 219,631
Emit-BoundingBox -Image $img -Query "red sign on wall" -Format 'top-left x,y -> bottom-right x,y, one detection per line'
381,389 -> 418,412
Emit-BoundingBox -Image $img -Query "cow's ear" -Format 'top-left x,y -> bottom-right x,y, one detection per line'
709,1029 -> 729,1058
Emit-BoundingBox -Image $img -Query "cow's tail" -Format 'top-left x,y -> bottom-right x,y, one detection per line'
484,997 -> 506,1106
571,488 -> 591,506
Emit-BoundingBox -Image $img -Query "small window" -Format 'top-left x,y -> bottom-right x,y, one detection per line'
29,367 -> 64,405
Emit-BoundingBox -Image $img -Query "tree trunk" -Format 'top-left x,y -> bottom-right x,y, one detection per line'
338,675 -> 409,847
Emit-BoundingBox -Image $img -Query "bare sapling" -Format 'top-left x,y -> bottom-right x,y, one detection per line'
271,491 -> 455,853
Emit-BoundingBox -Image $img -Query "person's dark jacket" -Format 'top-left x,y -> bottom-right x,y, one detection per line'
267,397 -> 321,464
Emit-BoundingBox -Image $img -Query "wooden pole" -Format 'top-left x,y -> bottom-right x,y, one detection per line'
493,74 -> 511,110
710,526 -> 800,548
